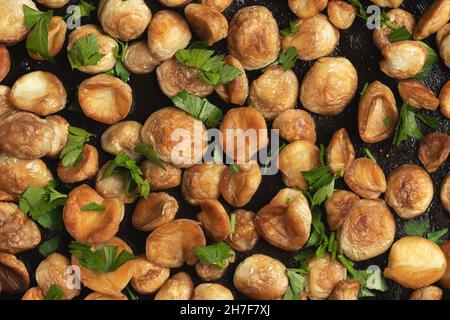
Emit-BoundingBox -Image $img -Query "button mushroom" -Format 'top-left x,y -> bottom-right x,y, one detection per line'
84,292 -> 128,300
78,74 -> 132,125
181,163 -> 226,205
384,237 -> 447,289
98,0 -> 152,41
141,160 -> 182,191
57,144 -> 99,184
325,189 -> 359,231
101,121 -> 143,160
255,188 -> 311,251
413,0 -> 450,40
358,81 -> 398,143
373,9 -> 415,50
437,23 -> 450,68
418,132 -> 450,173
36,253 -> 80,300
279,140 -> 320,190
132,192 -> 178,232
0,45 -> 11,83
288,0 -> 328,19
441,171 -> 450,213
156,58 -> 214,98
344,158 -> 387,199
145,219 -> 206,268
0,0 -> 38,45
10,71 -> 67,116
227,209 -> 259,252
147,10 -> 192,62
439,240 -> 450,288
130,255 -> 170,295
300,57 -> 357,116
96,161 -> 137,204
440,80 -> 450,119
0,86 -> 14,117
248,65 -> 299,120
22,287 -> 44,300
326,128 -> 355,174
272,109 -> 316,144
197,199 -> 231,242
36,0 -> 69,8
282,15 -> 339,61
328,280 -> 360,300
192,283 -> 234,300
409,286 -> 443,300
370,0 -> 404,7
199,0 -> 233,12
338,199 -> 396,261
398,80 -> 439,111
327,1 -> 357,30
385,164 -> 434,219
124,41 -> 160,75
220,163 -> 262,207
233,254 -> 289,300
380,41 -> 428,79
0,202 -> 41,254
215,55 -> 249,105
154,272 -> 193,300
141,107 -> 208,168
157,0 -> 192,8
0,253 -> 29,294
27,16 -> 67,61
227,6 -> 280,70
63,184 -> 125,245
195,250 -> 235,282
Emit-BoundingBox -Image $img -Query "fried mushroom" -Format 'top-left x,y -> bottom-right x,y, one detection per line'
157,0 -> 192,7
370,0 -> 404,7
325,189 -> 359,231
220,163 -> 262,207
327,1 -> 357,30
101,121 -> 143,160
344,158 -> 387,199
373,9 -> 415,50
0,86 -> 13,117
215,55 -> 249,105
96,161 -> 137,204
418,132 -> 450,173
272,109 -> 316,144
185,3 -> 228,46
380,41 -> 428,79
141,161 -> 182,191
195,251 -> 235,282
21,287 -> 44,300
124,41 -> 160,75
132,192 -> 178,232
57,144 -> 99,184
192,283 -> 234,300
131,255 -> 170,295
84,292 -> 128,300
326,128 -> 355,174
154,272 -> 193,300
413,0 -> 450,41
27,16 -> 67,61
36,0 -> 69,8
439,241 -> 450,288
440,80 -> 450,119
409,286 -> 443,300
0,0 -> 38,44
227,210 -> 259,252
441,172 -> 450,213
329,280 -> 360,300
0,253 -> 29,294
288,0 -> 328,19
0,45 -> 11,83
398,80 -> 439,111
196,199 -> 231,242
200,0 -> 233,12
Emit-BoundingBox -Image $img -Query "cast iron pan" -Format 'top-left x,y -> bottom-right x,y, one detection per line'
1,0 -> 449,300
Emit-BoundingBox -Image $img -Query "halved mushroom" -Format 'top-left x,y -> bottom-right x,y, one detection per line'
185,3 -> 228,46
156,58 -> 214,98
380,41 -> 428,79
22,287 -> 44,300
272,109 -> 316,144
227,6 -> 280,70
0,153 -> 53,199
46,116 -> 70,158
98,0 -> 152,41
413,0 -> 450,40
305,254 -> 347,300
384,237 -> 447,289
157,0 -> 192,8
234,254 -> 289,300
439,241 -> 450,288
195,250 -> 235,282
197,199 -> 231,242
409,286 -> 443,300
0,0 -> 38,44
220,163 -> 262,207
327,1 -> 357,30
63,184 -> 125,245
132,192 -> 178,232
199,0 -> 233,12
78,74 -> 132,125
101,121 -> 143,160
248,65 -> 299,120
358,81 -> 398,143
220,107 -> 268,162
255,188 -> 311,251
328,280 -> 360,300
36,253 -> 80,300
370,0 -> 403,7
373,9 -> 415,50
0,202 -> 41,254
141,107 -> 208,168
147,10 -> 192,61
72,237 -> 134,296
338,199 -> 396,261
67,25 -> 118,74
300,57 -> 357,116
0,253 -> 29,294
439,32 -> 450,68
325,189 -> 359,231
57,144 -> 99,183
10,71 -> 67,116
441,172 -> 450,213
418,132 -> 450,173
227,209 -> 259,252
398,80 -> 439,111
282,15 -> 339,61
192,283 -> 234,300
215,55 -> 248,105
440,80 -> 450,119
326,128 -> 355,174
181,163 -> 226,205
385,164 -> 434,219
0,45 -> 10,82
0,86 -> 14,117
27,16 -> 67,61
279,140 -> 320,190
141,160 -> 182,190
84,292 -> 128,300
344,158 -> 387,199
96,161 -> 137,204
124,41 -> 160,75
131,255 -> 170,295
146,219 -> 206,268
288,0 -> 328,19
154,272 -> 193,300
36,0 -> 68,7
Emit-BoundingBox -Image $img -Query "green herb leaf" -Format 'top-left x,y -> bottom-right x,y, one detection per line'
230,213 -> 236,235
413,43 -> 439,79
427,228 -> 448,244
230,164 -> 240,173
23,6 -> 53,60
404,218 -> 430,237
280,20 -> 299,38
45,284 -> 64,300
107,40 -> 130,82
60,126 -> 94,168
126,286 -> 139,300
393,101 -> 423,146
171,91 -> 223,128
68,34 -> 105,70
415,114 -> 440,129
82,202 -> 105,212
302,166 -> 340,206
283,269 -> 307,300
134,143 -> 166,169
65,0 -> 96,20
278,47 -> 297,71
39,236 -> 61,257
347,0 -> 367,19
193,242 -> 233,269
319,144 -> 326,166
364,148 -> 377,163
384,116 -> 392,126
388,26 -> 412,42
360,82 -> 369,98
293,247 -> 315,270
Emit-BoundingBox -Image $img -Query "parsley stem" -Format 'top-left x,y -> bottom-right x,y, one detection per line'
338,254 -> 357,278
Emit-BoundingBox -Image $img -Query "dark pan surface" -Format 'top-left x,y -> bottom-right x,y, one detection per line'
1,0 -> 449,300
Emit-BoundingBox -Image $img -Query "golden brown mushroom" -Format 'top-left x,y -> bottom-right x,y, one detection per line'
220,163 -> 262,207
327,1 -> 357,30
439,240 -> 450,288
195,250 -> 235,282
101,121 -> 143,160
373,9 -> 415,50
157,0 -> 192,7
57,144 -> 99,184
344,158 -> 387,199
27,16 -> 67,61
197,199 -> 231,242
215,55 -> 249,105
0,45 -> 11,83
0,86 -> 13,117
0,253 -> 29,294
132,192 -> 178,232
199,0 -> 233,12
130,255 -> 170,295
288,0 -> 328,19
96,161 -> 137,204
84,292 -> 128,300
154,272 -> 193,300
413,0 -> 450,40
380,41 -> 428,79
192,283 -> 234,300
22,287 -> 44,300
141,161 -> 182,191
370,0 -> 404,7
409,286 -> 443,300
418,132 -> 450,173
325,189 -> 359,231
36,0 -> 69,8
326,128 -> 355,174
227,6 -> 280,70
440,80 -> 450,119
328,280 -> 360,300
0,0 -> 38,45
441,171 -> 450,213
385,164 -> 434,219
300,57 -> 357,116
124,41 -> 160,75
227,209 -> 259,252
233,254 -> 289,300
398,80 -> 439,111
272,109 -> 316,144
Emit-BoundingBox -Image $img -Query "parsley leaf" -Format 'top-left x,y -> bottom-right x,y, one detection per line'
82,203 -> 105,212
45,284 -> 64,300
302,166 -> 341,206
23,5 -> 53,60
171,91 -> 223,128
428,228 -> 448,245
193,242 -> 233,269
346,0 -> 368,19
360,82 -> 369,98
60,126 -> 94,168
280,20 -> 298,38
69,241 -> 135,273
364,148 -> 377,163
413,43 -> 439,79
404,218 -> 448,244
107,40 -> 130,82
388,26 -> 412,42
134,143 -> 166,170
283,269 -> 307,300
230,213 -> 236,235
68,34 -> 105,70
65,0 -> 96,20
38,236 -> 61,257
